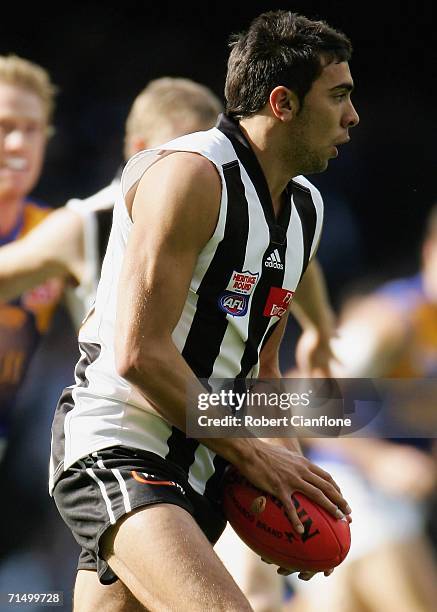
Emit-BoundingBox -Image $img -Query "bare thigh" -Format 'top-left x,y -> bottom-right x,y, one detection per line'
101,503 -> 253,612
215,523 -> 283,612
73,569 -> 147,612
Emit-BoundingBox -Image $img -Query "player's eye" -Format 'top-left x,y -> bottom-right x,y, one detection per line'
0,120 -> 15,134
24,122 -> 43,136
0,121 -> 42,137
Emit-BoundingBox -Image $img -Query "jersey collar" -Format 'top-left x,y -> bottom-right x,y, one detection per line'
216,114 -> 291,245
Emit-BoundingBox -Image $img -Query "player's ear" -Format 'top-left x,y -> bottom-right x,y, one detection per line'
269,86 -> 299,122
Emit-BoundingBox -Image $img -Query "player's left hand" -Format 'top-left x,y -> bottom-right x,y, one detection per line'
279,567 -> 334,580
261,558 -> 335,580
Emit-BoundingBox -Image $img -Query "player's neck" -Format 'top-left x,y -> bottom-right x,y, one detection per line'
0,196 -> 24,236
239,117 -> 298,209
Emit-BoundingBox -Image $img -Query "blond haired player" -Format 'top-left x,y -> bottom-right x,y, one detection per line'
0,77 -> 223,329
0,54 -> 61,459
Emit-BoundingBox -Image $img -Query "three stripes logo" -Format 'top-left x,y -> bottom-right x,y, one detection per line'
265,249 -> 284,270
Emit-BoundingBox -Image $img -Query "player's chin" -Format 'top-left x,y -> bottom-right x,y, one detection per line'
8,176 -> 33,197
315,159 -> 329,173
0,181 -> 25,200
306,158 -> 329,175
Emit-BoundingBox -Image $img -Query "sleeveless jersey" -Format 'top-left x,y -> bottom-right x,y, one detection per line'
64,179 -> 119,329
50,115 -> 324,496
0,201 -> 62,453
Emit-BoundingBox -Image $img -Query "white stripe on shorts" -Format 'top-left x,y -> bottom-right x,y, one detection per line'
92,451 -> 106,470
91,452 -> 132,514
112,468 -> 132,513
86,468 -> 116,525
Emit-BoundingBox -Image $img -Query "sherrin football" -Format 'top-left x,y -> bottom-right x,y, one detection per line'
222,467 -> 351,572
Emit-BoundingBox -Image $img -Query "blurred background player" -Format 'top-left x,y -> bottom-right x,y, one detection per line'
0,77 -> 223,328
285,204 -> 437,612
0,52 -> 68,605
332,202 -> 437,381
0,54 -> 61,460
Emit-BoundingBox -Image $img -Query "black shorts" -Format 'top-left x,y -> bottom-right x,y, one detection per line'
52,446 -> 227,584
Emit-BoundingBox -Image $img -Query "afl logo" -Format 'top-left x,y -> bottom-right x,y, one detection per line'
219,291 -> 249,316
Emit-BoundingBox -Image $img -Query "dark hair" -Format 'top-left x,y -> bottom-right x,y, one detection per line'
225,11 -> 352,119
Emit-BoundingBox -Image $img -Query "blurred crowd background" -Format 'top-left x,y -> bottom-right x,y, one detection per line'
0,1 -> 435,610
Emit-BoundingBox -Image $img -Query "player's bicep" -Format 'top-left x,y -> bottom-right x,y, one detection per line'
115,153 -> 221,363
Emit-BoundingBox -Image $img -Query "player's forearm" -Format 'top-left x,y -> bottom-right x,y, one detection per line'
0,273 -> 29,301
261,437 -> 303,455
0,208 -> 85,301
291,260 -> 335,338
0,254 -> 61,300
116,338 -> 282,469
0,241 -> 67,301
117,336 -> 203,431
258,313 -> 288,378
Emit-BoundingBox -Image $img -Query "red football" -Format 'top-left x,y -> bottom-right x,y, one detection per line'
222,467 -> 351,572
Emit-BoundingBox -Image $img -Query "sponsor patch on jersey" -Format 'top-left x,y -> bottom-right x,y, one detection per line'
219,291 -> 249,317
263,287 -> 295,318
226,270 -> 259,295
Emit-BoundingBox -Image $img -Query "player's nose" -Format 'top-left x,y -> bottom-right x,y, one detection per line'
343,101 -> 359,129
5,129 -> 26,150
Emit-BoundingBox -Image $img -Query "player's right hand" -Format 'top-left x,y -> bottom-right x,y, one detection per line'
236,442 -> 351,534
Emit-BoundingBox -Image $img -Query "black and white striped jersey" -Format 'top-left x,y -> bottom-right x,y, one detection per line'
50,115 -> 323,496
64,179 -> 119,329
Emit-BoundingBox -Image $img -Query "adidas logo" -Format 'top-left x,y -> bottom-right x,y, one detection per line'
265,249 -> 284,269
